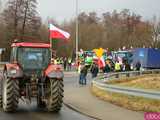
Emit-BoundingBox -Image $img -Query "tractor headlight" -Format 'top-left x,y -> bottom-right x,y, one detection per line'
48,71 -> 64,78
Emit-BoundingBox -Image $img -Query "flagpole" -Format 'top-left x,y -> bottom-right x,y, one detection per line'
76,0 -> 79,63
48,21 -> 53,62
50,38 -> 53,60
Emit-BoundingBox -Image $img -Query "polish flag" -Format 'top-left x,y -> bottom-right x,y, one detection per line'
98,57 -> 105,69
49,24 -> 70,40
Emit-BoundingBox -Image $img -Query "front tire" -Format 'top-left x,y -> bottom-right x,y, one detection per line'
46,79 -> 64,112
0,79 -> 2,108
3,78 -> 19,112
37,85 -> 45,108
0,95 -> 2,108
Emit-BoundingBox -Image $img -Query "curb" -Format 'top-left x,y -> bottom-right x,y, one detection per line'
63,101 -> 102,120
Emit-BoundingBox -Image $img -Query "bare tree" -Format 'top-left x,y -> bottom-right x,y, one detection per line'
21,0 -> 41,37
2,0 -> 24,37
2,0 -> 41,40
151,16 -> 160,47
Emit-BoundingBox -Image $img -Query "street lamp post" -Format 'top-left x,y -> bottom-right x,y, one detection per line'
76,0 -> 79,62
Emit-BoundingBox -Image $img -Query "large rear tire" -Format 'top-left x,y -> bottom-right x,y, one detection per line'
3,78 -> 19,112
46,79 -> 64,112
0,95 -> 2,108
0,80 -> 2,108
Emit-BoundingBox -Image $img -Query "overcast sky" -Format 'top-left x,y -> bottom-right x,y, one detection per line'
2,0 -> 160,22
37,0 -> 160,22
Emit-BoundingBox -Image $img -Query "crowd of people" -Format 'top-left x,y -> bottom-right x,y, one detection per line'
53,57 -> 73,71
77,54 -> 142,85
53,50 -> 142,85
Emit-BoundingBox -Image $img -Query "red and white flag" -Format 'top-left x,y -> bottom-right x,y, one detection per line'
49,24 -> 70,40
98,57 -> 105,69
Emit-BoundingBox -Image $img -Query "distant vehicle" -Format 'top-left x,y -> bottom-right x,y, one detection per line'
84,50 -> 94,57
112,50 -> 133,64
131,48 -> 160,70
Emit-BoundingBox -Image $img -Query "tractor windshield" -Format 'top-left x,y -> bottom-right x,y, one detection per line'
17,47 -> 50,70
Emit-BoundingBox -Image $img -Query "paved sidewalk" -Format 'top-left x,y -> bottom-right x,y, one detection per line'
64,75 -> 144,120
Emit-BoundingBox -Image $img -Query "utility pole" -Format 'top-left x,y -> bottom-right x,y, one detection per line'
76,0 -> 79,62
0,0 -> 1,12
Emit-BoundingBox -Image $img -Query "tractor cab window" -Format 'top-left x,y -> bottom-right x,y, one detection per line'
10,47 -> 17,62
17,47 -> 50,70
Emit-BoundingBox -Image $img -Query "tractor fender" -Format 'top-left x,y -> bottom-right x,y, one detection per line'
45,64 -> 64,79
4,63 -> 23,78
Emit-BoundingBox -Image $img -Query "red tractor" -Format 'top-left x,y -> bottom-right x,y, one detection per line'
0,42 -> 64,112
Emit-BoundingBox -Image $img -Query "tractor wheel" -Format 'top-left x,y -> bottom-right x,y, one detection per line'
37,86 -> 45,108
0,95 -> 2,108
3,78 -> 19,112
0,80 -> 2,108
46,79 -> 64,112
37,96 -> 45,108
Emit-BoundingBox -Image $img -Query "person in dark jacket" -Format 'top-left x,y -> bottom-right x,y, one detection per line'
135,61 -> 141,71
79,65 -> 89,85
123,60 -> 131,71
103,60 -> 111,73
90,62 -> 99,78
63,57 -> 67,71
103,63 -> 111,73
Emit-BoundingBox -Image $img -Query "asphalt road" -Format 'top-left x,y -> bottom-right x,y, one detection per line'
0,102 -> 93,120
0,72 -> 94,120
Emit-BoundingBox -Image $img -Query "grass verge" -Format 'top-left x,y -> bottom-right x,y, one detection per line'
106,74 -> 160,91
91,85 -> 160,112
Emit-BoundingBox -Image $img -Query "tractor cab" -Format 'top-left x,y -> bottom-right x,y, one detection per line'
11,42 -> 51,77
